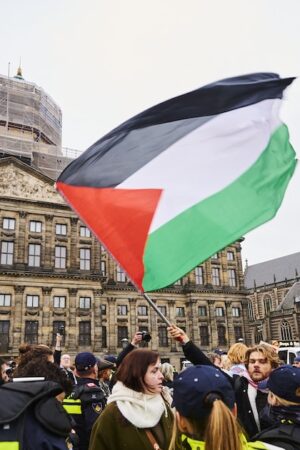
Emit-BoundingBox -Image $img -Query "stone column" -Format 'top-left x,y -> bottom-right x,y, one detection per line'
129,297 -> 137,337
208,300 -> 217,349
225,301 -> 234,347
68,288 -> 78,351
12,285 -> 25,352
166,300 -> 179,352
107,297 -> 117,353
44,214 -> 53,269
41,287 -> 52,345
93,289 -> 103,352
70,218 -> 79,271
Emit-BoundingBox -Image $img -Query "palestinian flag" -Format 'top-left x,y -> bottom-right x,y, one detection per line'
56,73 -> 297,292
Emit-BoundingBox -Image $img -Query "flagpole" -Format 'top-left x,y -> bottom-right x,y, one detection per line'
142,292 -> 172,327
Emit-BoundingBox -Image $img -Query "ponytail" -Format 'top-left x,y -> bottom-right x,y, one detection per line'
205,396 -> 242,450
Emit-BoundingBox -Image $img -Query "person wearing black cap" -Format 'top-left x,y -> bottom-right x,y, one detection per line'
251,365 -> 300,449
292,356 -> 300,368
170,364 -> 285,450
63,352 -> 106,450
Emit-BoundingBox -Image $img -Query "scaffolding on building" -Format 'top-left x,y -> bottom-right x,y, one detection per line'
0,71 -> 82,179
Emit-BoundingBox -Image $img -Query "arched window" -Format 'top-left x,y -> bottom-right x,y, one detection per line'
281,320 -> 293,341
263,295 -> 272,315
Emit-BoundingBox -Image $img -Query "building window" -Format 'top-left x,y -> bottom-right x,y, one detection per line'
53,296 -> 66,308
212,267 -> 220,286
281,320 -> 293,341
100,304 -> 107,315
158,327 -> 168,347
1,241 -> 14,265
52,321 -> 65,346
227,251 -> 234,261
29,221 -> 42,233
228,269 -> 237,287
232,307 -> 241,317
198,306 -> 207,316
215,307 -> 224,317
25,321 -> 38,344
0,294 -> 11,307
28,244 -> 41,267
0,320 -> 10,353
264,295 -> 272,315
80,226 -> 91,238
176,307 -> 185,317
217,325 -> 227,346
79,296 -> 91,309
137,305 -> 148,316
80,248 -> 91,270
248,300 -> 254,320
157,305 -> 167,317
117,326 -> 128,347
55,223 -> 67,235
79,321 -> 91,346
100,260 -> 106,276
211,253 -> 218,259
200,325 -> 209,346
116,266 -> 126,282
102,326 -> 107,347
55,246 -> 67,269
234,326 -> 243,342
3,218 -> 15,230
195,266 -> 204,285
117,305 -> 128,316
26,295 -> 39,308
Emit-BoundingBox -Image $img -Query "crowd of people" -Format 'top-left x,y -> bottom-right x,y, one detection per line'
0,327 -> 299,450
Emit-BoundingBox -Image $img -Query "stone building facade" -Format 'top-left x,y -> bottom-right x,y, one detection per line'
245,253 -> 300,345
0,155 -> 249,369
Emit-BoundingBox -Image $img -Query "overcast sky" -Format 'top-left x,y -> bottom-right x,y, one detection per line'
1,0 -> 299,269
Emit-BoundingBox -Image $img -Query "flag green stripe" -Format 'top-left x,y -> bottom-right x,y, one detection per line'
143,124 -> 297,292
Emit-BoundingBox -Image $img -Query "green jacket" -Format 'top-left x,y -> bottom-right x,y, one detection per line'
178,434 -> 285,450
89,400 -> 173,450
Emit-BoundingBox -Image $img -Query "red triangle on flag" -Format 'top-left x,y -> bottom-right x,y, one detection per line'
56,182 -> 162,290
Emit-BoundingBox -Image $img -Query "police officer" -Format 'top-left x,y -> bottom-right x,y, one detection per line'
63,352 -> 106,450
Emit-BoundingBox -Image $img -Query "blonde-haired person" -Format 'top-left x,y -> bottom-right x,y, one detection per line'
251,365 -> 300,448
227,342 -> 248,375
169,364 -> 284,450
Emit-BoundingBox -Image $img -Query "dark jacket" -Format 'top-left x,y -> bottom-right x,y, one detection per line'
63,377 -> 105,450
0,380 -> 72,450
253,422 -> 300,450
89,400 -> 173,450
181,340 -> 268,438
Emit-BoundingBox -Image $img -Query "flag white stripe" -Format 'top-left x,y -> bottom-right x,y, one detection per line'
118,99 -> 281,232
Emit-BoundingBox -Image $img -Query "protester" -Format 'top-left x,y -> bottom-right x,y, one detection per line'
1,357 -> 74,449
97,358 -> 115,399
0,357 -> 10,384
168,324 -> 280,438
292,356 -> 300,368
169,364 -> 285,450
252,365 -> 300,449
60,353 -> 77,384
63,351 -> 106,450
89,348 -> 174,450
161,362 -> 174,394
206,352 -> 223,368
115,331 -> 144,366
227,342 -> 248,375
